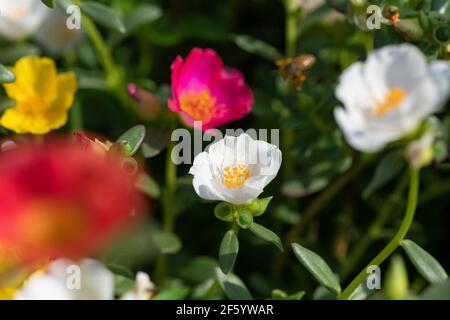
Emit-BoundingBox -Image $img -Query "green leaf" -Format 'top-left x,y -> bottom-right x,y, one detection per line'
80,1 -> 126,33
41,0 -> 54,8
177,257 -> 217,284
0,65 -> 15,84
271,289 -> 305,300
141,127 -> 169,158
114,274 -> 134,296
402,240 -> 448,284
420,279 -> 450,300
215,268 -> 253,300
106,263 -> 134,278
232,34 -> 282,60
363,150 -> 405,198
219,230 -> 239,274
135,173 -> 160,199
249,223 -> 283,252
124,4 -> 162,33
291,243 -> 341,295
117,125 -> 146,156
152,231 -> 182,254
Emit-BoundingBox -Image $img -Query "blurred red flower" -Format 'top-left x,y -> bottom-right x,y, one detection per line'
0,138 -> 144,264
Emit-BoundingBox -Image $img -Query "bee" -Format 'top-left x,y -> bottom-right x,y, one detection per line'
276,54 -> 316,90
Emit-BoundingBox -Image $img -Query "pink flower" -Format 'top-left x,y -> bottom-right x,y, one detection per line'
168,48 -> 254,131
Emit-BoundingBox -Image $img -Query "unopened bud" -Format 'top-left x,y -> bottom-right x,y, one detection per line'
384,255 -> 409,300
394,18 -> 425,41
406,134 -> 434,169
127,83 -> 161,120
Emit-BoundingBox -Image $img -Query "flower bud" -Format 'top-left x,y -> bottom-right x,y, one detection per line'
384,254 -> 409,300
406,134 -> 435,169
214,203 -> 235,222
236,210 -> 253,229
246,197 -> 273,217
127,83 -> 162,120
433,25 -> 450,44
394,18 -> 425,41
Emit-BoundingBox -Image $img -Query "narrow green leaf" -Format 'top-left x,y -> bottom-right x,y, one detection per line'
215,268 -> 253,300
247,197 -> 272,217
152,231 -> 182,254
219,230 -> 239,274
106,263 -> 134,278
363,150 -> 405,198
135,173 -> 160,199
402,240 -> 448,284
117,125 -> 146,156
291,243 -> 341,295
41,0 -> 55,8
249,223 -> 283,252
0,65 -> 15,84
233,34 -> 282,60
420,279 -> 450,300
80,1 -> 126,33
141,128 -> 169,158
124,4 -> 162,33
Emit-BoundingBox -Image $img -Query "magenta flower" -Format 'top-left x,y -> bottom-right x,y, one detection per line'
168,48 -> 254,131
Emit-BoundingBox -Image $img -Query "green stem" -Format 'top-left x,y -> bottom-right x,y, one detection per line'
82,14 -> 130,110
338,168 -> 420,300
273,157 -> 372,277
155,139 -> 178,284
69,97 -> 84,131
339,173 -> 409,280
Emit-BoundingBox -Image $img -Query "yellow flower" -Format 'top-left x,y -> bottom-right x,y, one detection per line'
0,56 -> 77,134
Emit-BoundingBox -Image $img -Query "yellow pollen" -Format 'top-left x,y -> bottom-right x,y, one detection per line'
179,90 -> 216,122
6,5 -> 28,20
373,88 -> 406,117
222,165 -> 251,189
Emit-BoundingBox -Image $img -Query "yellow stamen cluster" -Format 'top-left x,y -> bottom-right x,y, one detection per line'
179,90 -> 216,122
373,88 -> 406,117
222,165 -> 251,189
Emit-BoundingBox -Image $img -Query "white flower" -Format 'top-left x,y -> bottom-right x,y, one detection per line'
189,133 -> 282,205
33,6 -> 84,55
14,259 -> 114,300
0,0 -> 50,40
121,272 -> 156,300
334,44 -> 450,152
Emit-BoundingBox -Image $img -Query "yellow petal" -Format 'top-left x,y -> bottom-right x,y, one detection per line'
50,72 -> 77,112
3,56 -> 58,105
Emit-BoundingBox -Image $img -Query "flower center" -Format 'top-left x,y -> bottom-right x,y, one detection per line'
6,5 -> 28,20
179,90 -> 216,122
222,165 -> 251,188
18,200 -> 87,247
373,88 -> 406,117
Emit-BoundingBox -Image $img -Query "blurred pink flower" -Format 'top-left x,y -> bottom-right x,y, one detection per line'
168,48 -> 254,131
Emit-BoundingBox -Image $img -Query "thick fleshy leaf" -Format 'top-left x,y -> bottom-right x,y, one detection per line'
215,268 -> 253,300
135,173 -> 160,199
0,65 -> 15,84
124,4 -> 162,33
292,243 -> 341,295
117,125 -> 146,156
420,280 -> 450,300
249,223 -> 283,252
80,1 -> 126,33
141,128 -> 169,158
41,0 -> 54,8
219,230 -> 239,274
402,240 -> 448,284
152,231 -> 182,254
233,35 -> 282,60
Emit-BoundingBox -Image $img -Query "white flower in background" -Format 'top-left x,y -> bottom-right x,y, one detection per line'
33,5 -> 84,55
334,44 -> 450,152
189,133 -> 282,205
0,0 -> 50,40
15,259 -> 114,300
121,272 -> 156,300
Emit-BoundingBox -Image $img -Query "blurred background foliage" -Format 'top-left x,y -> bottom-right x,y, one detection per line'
1,0 -> 450,299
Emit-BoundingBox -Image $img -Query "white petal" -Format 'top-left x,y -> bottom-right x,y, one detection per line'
15,275 -> 72,300
76,259 -> 114,300
190,152 -> 225,201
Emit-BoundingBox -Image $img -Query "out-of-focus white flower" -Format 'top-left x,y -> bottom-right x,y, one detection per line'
121,272 -> 156,300
334,44 -> 450,152
15,259 -> 114,300
33,6 -> 84,55
189,133 -> 282,205
0,0 -> 50,40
